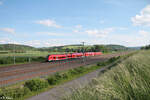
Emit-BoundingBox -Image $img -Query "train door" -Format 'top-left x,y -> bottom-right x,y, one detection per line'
56,56 -> 58,60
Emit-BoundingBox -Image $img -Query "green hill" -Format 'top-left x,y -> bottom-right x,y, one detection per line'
0,44 -> 36,51
105,44 -> 128,51
38,44 -> 129,52
0,44 -> 129,53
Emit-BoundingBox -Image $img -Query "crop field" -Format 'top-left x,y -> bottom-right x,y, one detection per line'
63,50 -> 150,100
0,51 -> 67,57
0,51 -> 68,66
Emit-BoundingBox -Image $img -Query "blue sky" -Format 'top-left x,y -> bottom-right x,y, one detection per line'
0,0 -> 150,47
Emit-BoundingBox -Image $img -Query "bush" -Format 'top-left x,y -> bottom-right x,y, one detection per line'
68,69 -> 78,75
47,76 -> 58,85
0,87 -> 30,99
74,67 -> 86,73
24,79 -> 48,91
97,56 -> 120,66
32,57 -> 45,62
61,72 -> 69,79
54,72 -> 63,80
47,67 -> 86,86
108,56 -> 120,63
0,57 -> 13,64
47,72 -> 65,85
97,62 -> 107,66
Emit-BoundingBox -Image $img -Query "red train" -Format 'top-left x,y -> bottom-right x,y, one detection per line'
47,52 -> 102,62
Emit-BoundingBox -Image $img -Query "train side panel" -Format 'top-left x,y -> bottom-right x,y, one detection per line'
47,52 -> 102,61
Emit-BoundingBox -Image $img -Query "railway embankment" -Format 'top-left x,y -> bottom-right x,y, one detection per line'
0,52 -> 134,100
64,50 -> 150,100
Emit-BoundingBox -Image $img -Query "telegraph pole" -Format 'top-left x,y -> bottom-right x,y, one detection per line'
13,43 -> 16,64
81,42 -> 85,63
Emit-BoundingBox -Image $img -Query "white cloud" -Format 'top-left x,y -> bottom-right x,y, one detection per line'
138,30 -> 149,37
73,30 -> 79,33
23,39 -> 66,47
0,38 -> 20,44
85,28 -> 115,38
73,25 -> 83,33
36,19 -> 62,28
75,25 -> 82,29
118,27 -> 128,30
1,32 -> 150,47
131,5 -> 150,27
0,1 -> 3,5
24,40 -> 42,47
37,32 -> 65,36
99,20 -> 105,24
0,38 -> 10,44
0,28 -> 15,34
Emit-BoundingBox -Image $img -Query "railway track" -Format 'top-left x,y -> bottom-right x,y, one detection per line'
0,52 -> 129,86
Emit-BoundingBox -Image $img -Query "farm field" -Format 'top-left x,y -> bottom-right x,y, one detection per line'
0,51 -> 67,57
0,51 -> 69,66
64,50 -> 150,100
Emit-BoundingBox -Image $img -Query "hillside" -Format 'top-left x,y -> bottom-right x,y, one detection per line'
39,44 -> 129,52
64,51 -> 150,100
105,44 -> 128,51
0,44 -> 129,52
0,44 -> 36,51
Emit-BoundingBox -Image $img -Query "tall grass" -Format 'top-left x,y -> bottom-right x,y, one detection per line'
63,50 -> 150,100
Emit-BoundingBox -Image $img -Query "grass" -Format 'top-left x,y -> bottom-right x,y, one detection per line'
0,54 -> 125,100
0,56 -> 46,67
0,51 -> 118,67
0,51 -> 69,66
63,50 -> 150,100
0,51 -> 67,57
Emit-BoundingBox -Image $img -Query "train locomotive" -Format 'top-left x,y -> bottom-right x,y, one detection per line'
47,52 -> 102,62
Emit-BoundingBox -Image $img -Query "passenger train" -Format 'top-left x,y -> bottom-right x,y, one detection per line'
47,52 -> 102,62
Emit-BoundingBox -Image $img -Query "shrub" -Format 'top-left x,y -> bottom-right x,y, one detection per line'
24,79 -> 48,91
32,57 -> 45,62
68,69 -> 78,75
74,67 -> 86,73
108,56 -> 120,63
54,72 -> 63,80
47,76 -> 58,85
62,72 -> 69,79
97,56 -> 120,66
0,87 -> 30,99
47,72 -> 64,85
97,62 -> 107,66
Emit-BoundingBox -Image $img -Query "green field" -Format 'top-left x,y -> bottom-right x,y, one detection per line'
63,50 -> 150,100
0,51 -> 66,57
0,43 -> 131,66
0,51 -> 68,66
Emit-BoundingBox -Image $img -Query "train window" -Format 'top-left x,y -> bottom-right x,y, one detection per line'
59,56 -> 66,58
